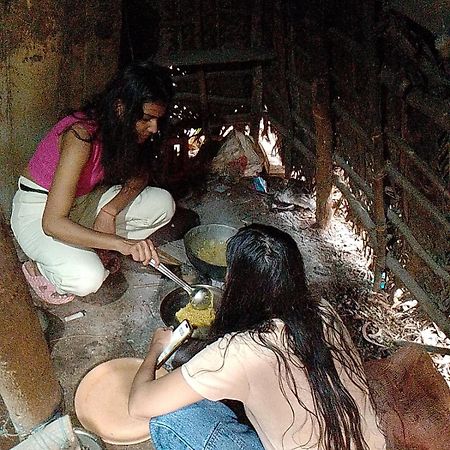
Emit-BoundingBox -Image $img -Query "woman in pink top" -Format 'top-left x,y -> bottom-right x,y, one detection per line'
11,62 -> 176,304
129,224 -> 386,450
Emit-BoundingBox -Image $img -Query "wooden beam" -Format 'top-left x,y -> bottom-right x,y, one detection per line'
380,68 -> 450,132
387,132 -> 450,202
312,78 -> 334,229
387,209 -> 450,283
173,69 -> 253,83
386,254 -> 450,338
332,102 -> 372,145
394,340 -> 450,356
386,161 -> 450,233
155,47 -> 276,67
333,176 -> 378,245
175,92 -> 250,106
269,117 -> 316,162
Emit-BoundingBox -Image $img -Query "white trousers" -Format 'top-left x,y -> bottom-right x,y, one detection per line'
11,176 -> 175,296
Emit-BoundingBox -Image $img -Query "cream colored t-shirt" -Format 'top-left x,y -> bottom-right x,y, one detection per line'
181,308 -> 386,450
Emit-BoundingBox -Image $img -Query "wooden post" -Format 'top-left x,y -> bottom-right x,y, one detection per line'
364,1 -> 387,290
250,0 -> 263,149
312,76 -> 334,229
193,0 -> 209,137
0,208 -> 62,436
273,0 -> 294,176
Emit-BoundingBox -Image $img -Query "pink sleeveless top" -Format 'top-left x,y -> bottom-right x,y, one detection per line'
28,114 -> 104,197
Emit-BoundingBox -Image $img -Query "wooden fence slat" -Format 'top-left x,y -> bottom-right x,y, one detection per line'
386,161 -> 450,234
269,117 -> 316,162
175,92 -> 250,106
387,132 -> 450,202
386,254 -> 450,338
387,210 -> 450,283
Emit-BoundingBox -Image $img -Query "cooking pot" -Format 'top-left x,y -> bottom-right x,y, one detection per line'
183,224 -> 238,281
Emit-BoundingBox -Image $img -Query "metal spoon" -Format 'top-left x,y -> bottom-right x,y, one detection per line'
149,260 -> 213,309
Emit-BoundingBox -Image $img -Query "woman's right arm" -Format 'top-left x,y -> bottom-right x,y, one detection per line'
42,127 -> 158,264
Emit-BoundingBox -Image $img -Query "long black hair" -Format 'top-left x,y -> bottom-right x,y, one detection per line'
209,224 -> 372,450
75,61 -> 174,184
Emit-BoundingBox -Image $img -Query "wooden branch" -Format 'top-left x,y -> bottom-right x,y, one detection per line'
386,161 -> 450,234
407,90 -> 450,133
174,92 -> 250,106
333,175 -> 377,245
387,209 -> 450,283
386,254 -> 450,338
393,340 -> 450,356
332,102 -> 372,145
387,132 -> 450,202
173,69 -> 253,83
269,117 -> 316,162
312,78 -> 334,229
334,154 -> 374,198
327,27 -> 366,60
155,47 -> 276,67
293,112 -> 316,141
380,68 -> 450,132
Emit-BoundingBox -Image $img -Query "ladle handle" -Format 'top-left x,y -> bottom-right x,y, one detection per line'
149,260 -> 193,294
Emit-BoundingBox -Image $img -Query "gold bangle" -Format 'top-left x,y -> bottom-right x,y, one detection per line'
101,208 -> 116,218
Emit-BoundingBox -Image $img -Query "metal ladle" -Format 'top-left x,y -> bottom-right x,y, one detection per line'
149,260 -> 213,310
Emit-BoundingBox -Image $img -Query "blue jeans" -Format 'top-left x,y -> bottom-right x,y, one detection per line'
150,400 -> 264,450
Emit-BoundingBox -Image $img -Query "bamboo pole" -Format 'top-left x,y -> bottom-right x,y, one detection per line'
175,92 -> 250,106
269,117 -> 316,162
332,102 -> 372,145
172,69 -> 253,83
394,340 -> 450,356
386,161 -> 450,234
387,210 -> 450,283
386,254 -> 450,338
292,112 -> 316,141
312,78 -> 334,229
250,0 -> 263,150
365,3 -> 387,291
272,0 -> 294,175
380,68 -> 450,132
333,176 -> 377,245
387,132 -> 450,202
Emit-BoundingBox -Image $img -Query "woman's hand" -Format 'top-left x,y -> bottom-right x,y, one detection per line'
93,208 -> 116,235
117,237 -> 159,266
149,327 -> 173,356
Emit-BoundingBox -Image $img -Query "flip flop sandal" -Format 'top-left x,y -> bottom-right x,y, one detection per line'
21,261 -> 75,305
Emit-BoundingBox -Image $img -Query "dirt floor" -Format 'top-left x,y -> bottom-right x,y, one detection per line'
1,174 -> 449,449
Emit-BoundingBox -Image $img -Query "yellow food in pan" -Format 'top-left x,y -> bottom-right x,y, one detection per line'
196,240 -> 227,266
175,302 -> 215,328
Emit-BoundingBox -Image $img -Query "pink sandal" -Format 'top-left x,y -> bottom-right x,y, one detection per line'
21,261 -> 75,305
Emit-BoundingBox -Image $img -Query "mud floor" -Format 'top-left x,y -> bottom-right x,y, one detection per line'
1,175 -> 448,449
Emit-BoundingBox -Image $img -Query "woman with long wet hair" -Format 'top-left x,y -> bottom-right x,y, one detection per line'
11,61 -> 175,304
129,224 -> 386,450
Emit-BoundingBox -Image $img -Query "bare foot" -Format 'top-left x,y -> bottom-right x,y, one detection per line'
25,260 -> 42,277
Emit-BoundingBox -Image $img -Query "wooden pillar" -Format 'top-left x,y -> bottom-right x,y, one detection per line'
312,40 -> 334,229
364,1 -> 387,290
0,208 -> 62,436
250,0 -> 263,147
273,0 -> 295,176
